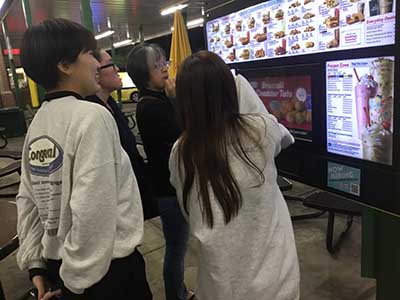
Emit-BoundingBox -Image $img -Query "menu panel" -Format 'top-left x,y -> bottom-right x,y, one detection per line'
206,0 -> 396,64
248,75 -> 313,140
326,56 -> 395,165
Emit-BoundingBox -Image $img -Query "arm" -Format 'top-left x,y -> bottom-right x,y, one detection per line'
263,114 -> 295,157
60,109 -> 121,295
235,74 -> 268,114
168,142 -> 189,220
168,142 -> 179,190
16,139 -> 46,272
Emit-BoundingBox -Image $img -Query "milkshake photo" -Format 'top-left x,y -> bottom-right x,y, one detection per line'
354,57 -> 394,165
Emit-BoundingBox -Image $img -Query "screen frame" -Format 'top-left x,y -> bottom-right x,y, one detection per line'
204,0 -> 400,214
237,63 -> 321,142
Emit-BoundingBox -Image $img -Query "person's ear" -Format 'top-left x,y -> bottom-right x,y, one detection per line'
57,61 -> 73,76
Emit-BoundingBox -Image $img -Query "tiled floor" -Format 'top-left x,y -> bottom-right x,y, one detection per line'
0,136 -> 376,300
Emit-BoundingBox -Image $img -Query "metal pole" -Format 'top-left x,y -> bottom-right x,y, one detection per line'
80,0 -> 94,31
22,0 -> 46,106
1,21 -> 21,108
21,0 -> 32,28
139,24 -> 144,43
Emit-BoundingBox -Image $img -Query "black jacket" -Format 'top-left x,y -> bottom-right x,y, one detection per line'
86,95 -> 158,219
136,89 -> 181,197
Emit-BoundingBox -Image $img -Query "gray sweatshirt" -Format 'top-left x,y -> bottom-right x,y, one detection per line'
169,76 -> 300,300
16,96 -> 144,294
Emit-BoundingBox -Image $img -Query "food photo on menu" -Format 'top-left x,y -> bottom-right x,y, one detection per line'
275,9 -> 285,20
323,10 -> 340,28
254,27 -> 268,42
262,11 -> 271,24
326,57 -> 395,165
249,75 -> 313,138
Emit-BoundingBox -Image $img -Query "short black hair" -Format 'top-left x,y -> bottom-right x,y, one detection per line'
21,18 -> 97,90
93,49 -> 102,63
126,43 -> 166,92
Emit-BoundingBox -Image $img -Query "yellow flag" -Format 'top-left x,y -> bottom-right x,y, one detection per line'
28,78 -> 40,108
169,11 -> 192,78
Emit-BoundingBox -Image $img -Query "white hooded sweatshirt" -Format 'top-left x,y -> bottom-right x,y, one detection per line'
16,95 -> 144,294
169,75 -> 300,300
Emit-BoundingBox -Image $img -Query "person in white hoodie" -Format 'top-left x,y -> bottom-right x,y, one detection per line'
17,18 -> 152,300
169,51 -> 300,300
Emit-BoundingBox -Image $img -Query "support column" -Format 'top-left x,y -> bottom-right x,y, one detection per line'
139,24 -> 144,42
22,0 -> 44,107
361,207 -> 400,300
1,21 -> 21,108
0,41 -> 15,107
80,0 -> 94,31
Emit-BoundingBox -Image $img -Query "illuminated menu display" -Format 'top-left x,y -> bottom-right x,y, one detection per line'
249,75 -> 313,140
206,0 -> 396,64
326,56 -> 395,165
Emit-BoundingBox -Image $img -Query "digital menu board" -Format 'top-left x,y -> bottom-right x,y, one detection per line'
206,0 -> 396,64
249,75 -> 312,140
326,56 -> 395,165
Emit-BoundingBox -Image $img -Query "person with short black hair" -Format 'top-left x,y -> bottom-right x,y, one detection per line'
17,18 -> 152,300
86,49 -> 158,220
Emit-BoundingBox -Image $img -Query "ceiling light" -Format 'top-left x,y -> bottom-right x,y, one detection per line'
161,3 -> 188,16
187,18 -> 204,27
113,39 -> 133,48
95,30 -> 115,40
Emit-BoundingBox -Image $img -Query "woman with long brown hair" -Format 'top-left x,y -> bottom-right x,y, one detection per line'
169,51 -> 300,300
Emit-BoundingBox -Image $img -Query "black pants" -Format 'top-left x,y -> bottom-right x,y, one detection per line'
47,249 -> 152,300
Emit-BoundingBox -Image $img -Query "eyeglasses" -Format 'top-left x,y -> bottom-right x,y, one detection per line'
154,60 -> 170,70
99,63 -> 117,71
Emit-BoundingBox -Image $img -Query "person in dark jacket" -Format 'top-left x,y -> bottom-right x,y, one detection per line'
86,49 -> 158,220
127,43 -> 194,300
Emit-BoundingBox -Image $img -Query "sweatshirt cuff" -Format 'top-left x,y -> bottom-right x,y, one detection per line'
27,259 -> 47,270
29,268 -> 48,281
62,283 -> 84,298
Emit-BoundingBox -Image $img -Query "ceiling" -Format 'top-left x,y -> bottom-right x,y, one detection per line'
1,0 -> 230,52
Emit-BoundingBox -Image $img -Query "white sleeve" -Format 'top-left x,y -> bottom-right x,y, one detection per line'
168,141 -> 189,220
16,139 -> 46,271
168,141 -> 179,192
60,111 -> 121,294
235,74 -> 268,114
263,114 -> 295,157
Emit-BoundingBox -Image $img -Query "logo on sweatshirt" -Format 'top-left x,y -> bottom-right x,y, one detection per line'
28,136 -> 63,176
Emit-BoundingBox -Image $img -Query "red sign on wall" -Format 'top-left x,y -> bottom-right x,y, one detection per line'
3,48 -> 20,55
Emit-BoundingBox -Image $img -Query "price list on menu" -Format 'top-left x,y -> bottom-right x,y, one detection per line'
206,0 -> 396,64
327,74 -> 354,135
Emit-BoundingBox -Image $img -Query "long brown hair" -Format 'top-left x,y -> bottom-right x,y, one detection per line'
175,51 -> 265,228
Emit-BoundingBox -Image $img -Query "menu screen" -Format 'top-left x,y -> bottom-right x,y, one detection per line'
249,75 -> 312,140
206,0 -> 396,64
326,56 -> 394,165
